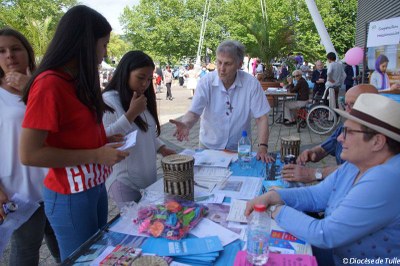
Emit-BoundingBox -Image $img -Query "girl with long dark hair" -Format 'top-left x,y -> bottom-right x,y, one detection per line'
103,51 -> 175,207
19,6 -> 128,261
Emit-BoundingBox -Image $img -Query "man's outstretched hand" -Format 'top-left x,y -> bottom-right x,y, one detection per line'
169,119 -> 190,142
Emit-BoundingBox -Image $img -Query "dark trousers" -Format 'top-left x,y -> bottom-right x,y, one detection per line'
10,203 -> 60,265
333,86 -> 340,108
166,82 -> 172,99
312,85 -> 326,102
179,77 -> 184,86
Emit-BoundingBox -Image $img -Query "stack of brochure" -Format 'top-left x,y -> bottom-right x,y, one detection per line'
141,236 -> 224,265
181,149 -> 234,191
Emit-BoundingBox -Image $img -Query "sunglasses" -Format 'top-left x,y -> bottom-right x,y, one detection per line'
342,126 -> 376,140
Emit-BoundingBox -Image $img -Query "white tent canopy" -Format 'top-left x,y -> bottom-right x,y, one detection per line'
101,61 -> 114,70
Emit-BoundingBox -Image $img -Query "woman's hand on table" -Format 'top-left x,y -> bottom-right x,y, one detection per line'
282,164 -> 315,183
245,190 -> 284,217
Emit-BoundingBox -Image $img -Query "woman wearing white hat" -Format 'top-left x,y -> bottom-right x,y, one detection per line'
245,93 -> 400,265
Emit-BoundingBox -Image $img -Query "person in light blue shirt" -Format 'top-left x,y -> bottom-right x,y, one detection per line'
246,93 -> 400,265
282,84 -> 378,184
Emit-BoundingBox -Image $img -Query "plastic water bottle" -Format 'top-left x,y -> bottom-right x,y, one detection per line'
238,130 -> 252,169
246,204 -> 271,265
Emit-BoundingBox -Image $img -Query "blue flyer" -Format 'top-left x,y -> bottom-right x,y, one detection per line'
141,236 -> 223,256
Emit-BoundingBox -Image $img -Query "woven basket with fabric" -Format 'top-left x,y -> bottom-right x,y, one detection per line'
161,154 -> 194,201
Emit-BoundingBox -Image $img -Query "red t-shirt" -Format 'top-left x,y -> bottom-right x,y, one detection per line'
22,70 -> 112,194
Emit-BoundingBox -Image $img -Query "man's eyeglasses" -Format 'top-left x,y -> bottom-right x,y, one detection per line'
294,74 -> 301,78
342,126 -> 375,140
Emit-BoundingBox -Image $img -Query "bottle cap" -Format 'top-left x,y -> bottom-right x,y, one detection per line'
253,204 -> 267,212
242,130 -> 247,137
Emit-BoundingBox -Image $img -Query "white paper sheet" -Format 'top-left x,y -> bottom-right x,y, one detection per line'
190,218 -> 240,246
109,216 -> 148,237
194,166 -> 232,179
0,193 -> 40,256
193,150 -> 236,168
179,149 -> 196,156
195,193 -> 225,204
117,130 -> 137,151
226,199 -> 248,223
212,176 -> 262,200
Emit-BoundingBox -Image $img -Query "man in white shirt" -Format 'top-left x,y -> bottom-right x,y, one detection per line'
170,40 -> 274,162
325,52 -> 346,108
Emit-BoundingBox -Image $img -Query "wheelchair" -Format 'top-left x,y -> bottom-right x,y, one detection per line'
296,87 -> 341,134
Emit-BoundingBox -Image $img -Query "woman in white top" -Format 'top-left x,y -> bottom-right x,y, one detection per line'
102,51 -> 175,208
370,54 -> 400,91
0,28 -> 60,264
186,63 -> 198,96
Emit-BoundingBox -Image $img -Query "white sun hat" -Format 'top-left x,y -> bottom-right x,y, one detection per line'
334,93 -> 400,142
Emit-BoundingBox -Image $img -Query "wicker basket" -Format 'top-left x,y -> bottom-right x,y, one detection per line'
280,136 -> 301,162
161,154 -> 194,201
131,255 -> 168,266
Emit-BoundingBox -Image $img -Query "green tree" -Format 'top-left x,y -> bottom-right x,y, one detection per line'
107,32 -> 130,64
120,0 -> 230,65
119,0 -> 357,66
293,0 -> 357,62
225,0 -> 296,64
0,0 -> 77,57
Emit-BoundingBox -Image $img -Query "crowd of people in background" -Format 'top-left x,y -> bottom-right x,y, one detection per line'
100,46 -> 400,107
247,50 -> 400,95
1,3 -> 400,266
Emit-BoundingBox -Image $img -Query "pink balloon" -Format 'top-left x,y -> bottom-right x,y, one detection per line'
344,47 -> 364,66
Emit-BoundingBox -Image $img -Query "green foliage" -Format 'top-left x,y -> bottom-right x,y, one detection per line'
0,0 -> 357,65
224,0 -> 296,65
0,0 -> 77,57
293,0 -> 358,62
120,0 -> 230,65
108,32 -> 130,64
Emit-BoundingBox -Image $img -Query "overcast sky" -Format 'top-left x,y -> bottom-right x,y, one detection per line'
79,0 -> 139,34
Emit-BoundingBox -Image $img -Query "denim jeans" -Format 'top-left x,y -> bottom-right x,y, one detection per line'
43,183 -> 108,262
9,203 -> 60,266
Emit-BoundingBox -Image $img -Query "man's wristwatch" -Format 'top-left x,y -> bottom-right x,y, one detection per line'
269,205 -> 278,212
314,168 -> 323,181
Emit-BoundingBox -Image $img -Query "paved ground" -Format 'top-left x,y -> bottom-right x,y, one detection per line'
0,81 -> 337,265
